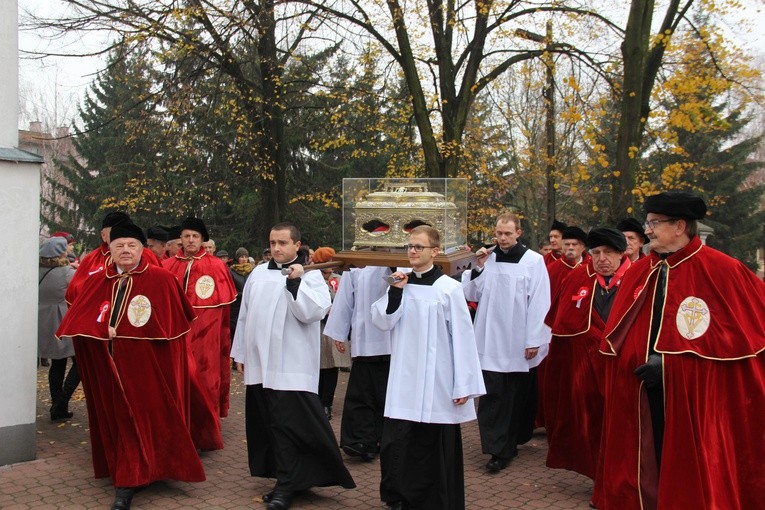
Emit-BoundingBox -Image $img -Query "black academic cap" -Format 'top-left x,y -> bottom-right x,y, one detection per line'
616,217 -> 649,243
110,221 -> 147,245
562,226 -> 587,243
180,217 -> 209,242
550,219 -> 568,233
587,227 -> 627,252
146,225 -> 169,242
643,191 -> 707,220
101,211 -> 131,229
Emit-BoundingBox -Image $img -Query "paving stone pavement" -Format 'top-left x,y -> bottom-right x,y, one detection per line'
0,367 -> 593,509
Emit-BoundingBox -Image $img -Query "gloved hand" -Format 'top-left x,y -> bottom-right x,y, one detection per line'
634,354 -> 663,389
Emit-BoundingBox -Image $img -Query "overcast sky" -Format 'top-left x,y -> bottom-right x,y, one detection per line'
17,0 -> 764,131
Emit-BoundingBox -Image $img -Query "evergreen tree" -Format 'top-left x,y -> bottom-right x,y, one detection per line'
48,49 -> 163,247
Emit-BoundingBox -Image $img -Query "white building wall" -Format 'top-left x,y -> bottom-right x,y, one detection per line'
0,0 -> 40,466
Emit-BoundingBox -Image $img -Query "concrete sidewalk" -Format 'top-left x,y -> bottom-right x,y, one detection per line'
0,368 -> 593,509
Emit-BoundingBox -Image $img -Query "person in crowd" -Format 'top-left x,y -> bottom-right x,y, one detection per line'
231,222 -> 355,510
216,250 -> 231,265
543,219 -> 567,266
462,212 -> 551,473
372,225 -> 485,510
51,231 -> 79,269
616,217 -> 649,262
538,239 -> 552,256
260,247 -> 272,264
325,262 -> 395,462
598,191 -> 765,509
543,228 -> 631,507
312,247 -> 351,420
163,217 -> 236,432
202,239 -> 216,255
145,225 -> 169,260
547,226 -> 590,293
228,247 -> 254,359
66,212 -> 160,304
38,237 -> 80,421
165,225 -> 183,258
56,221 -> 205,510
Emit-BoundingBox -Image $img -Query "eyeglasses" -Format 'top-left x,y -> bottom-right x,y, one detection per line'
406,244 -> 435,252
643,219 -> 676,230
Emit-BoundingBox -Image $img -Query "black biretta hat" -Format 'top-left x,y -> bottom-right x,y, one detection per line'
180,217 -> 210,242
643,192 -> 707,220
550,219 -> 568,233
102,211 -> 131,229
587,227 -> 627,252
146,225 -> 169,242
110,221 -> 147,245
616,217 -> 649,243
562,226 -> 587,243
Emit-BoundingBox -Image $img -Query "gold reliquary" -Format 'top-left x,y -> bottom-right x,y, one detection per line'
334,178 -> 476,275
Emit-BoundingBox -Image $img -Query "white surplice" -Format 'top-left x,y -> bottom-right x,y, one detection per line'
323,266 -> 392,357
461,249 -> 552,372
231,263 -> 331,392
371,275 -> 485,424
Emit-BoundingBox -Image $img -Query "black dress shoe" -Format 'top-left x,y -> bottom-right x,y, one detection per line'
50,404 -> 74,422
387,502 -> 408,510
342,442 -> 375,460
485,456 -> 508,473
266,490 -> 293,510
262,490 -> 274,502
111,487 -> 136,510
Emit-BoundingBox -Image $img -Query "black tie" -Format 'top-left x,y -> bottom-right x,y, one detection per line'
109,277 -> 129,328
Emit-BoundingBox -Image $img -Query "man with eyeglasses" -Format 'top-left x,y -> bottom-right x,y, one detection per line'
372,225 -> 485,510
462,212 -> 551,473
598,191 -> 765,510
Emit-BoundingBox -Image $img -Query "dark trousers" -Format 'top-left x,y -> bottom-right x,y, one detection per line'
340,356 -> 390,450
318,368 -> 339,408
380,418 -> 464,510
477,370 -> 535,459
245,384 -> 355,492
49,357 -> 80,413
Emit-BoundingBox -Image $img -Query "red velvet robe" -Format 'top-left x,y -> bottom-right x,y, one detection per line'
66,242 -> 160,305
55,259 -> 205,487
543,262 -> 612,481
543,250 -> 561,266
163,250 -> 236,419
599,237 -> 765,510
536,253 -> 590,428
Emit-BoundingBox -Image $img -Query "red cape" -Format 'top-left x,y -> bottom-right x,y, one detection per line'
542,262 -> 609,481
163,250 -> 236,418
55,260 -> 205,486
536,253 -> 590,428
598,237 -> 765,509
66,242 -> 160,305
543,250 -> 561,266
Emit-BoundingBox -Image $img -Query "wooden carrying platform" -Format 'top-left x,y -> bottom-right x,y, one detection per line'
331,249 -> 478,277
